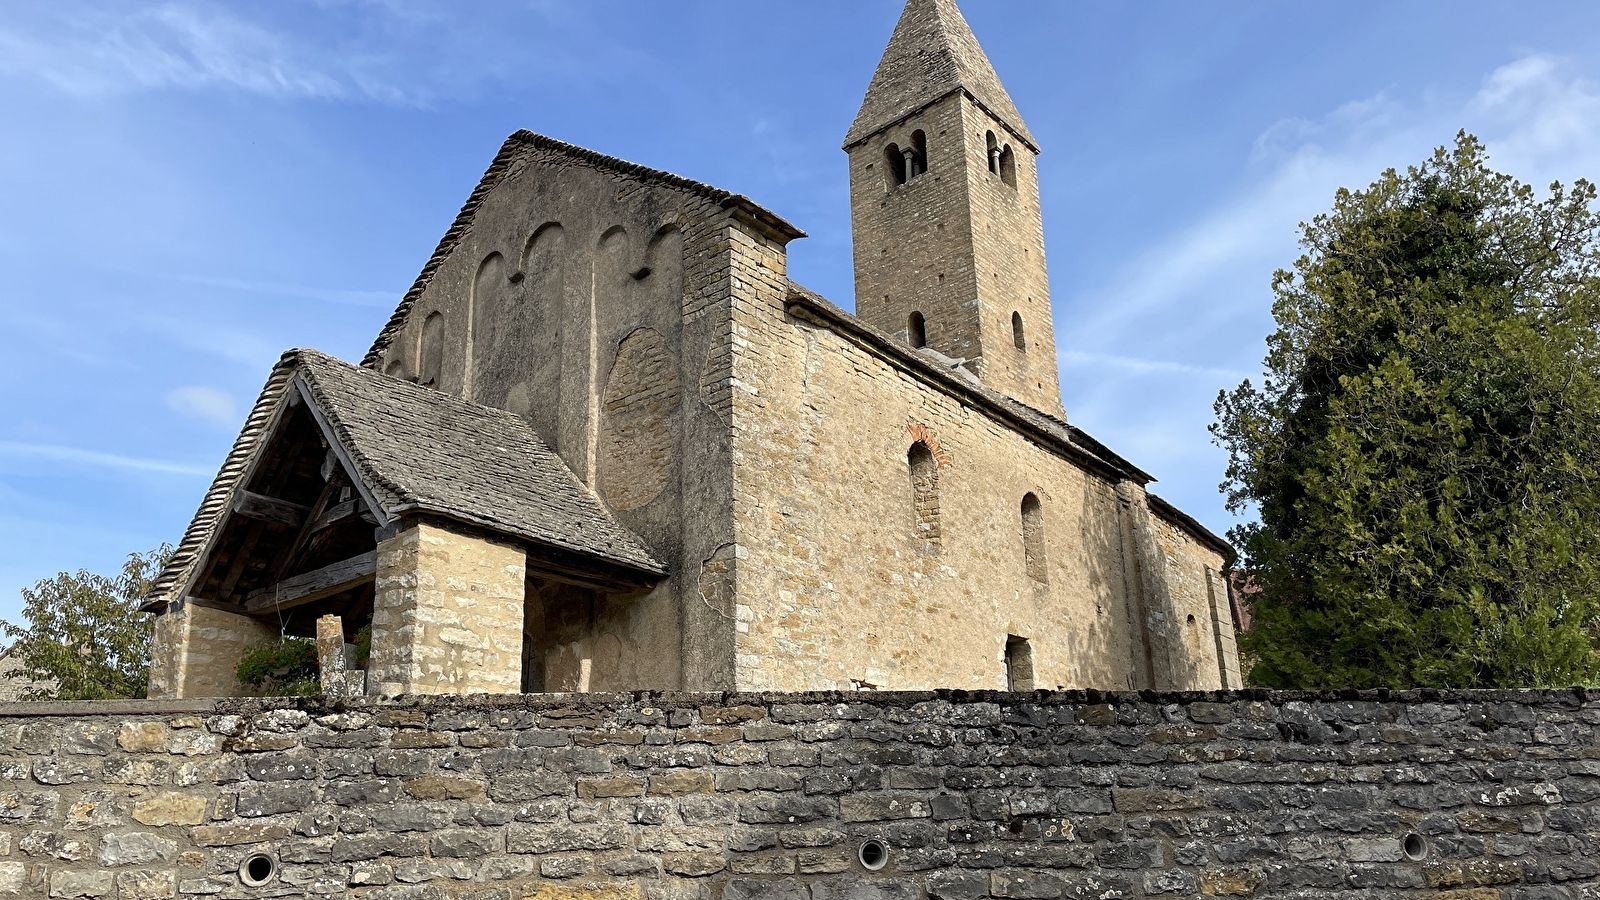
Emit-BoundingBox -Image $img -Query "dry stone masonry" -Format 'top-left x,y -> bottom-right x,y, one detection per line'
0,691 -> 1595,899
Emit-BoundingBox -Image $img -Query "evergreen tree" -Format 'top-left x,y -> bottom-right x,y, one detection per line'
1214,134 -> 1600,688
1,546 -> 171,700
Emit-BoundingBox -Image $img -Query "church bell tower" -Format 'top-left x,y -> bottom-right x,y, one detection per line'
845,0 -> 1064,418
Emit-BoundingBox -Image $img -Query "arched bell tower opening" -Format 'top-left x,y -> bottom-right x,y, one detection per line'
843,0 -> 1064,418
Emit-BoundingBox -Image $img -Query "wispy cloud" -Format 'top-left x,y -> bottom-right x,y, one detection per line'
0,441 -> 212,478
164,386 -> 239,429
0,4 -> 354,100
1062,54 -> 1600,367
172,274 -> 397,308
142,315 -> 290,369
1467,55 -> 1600,181
1059,351 -> 1249,382
0,0 -> 626,105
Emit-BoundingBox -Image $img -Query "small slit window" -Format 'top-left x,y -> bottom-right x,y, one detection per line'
908,441 -> 942,551
908,312 -> 927,349
1012,312 -> 1027,351
1022,493 -> 1047,582
1005,635 -> 1034,691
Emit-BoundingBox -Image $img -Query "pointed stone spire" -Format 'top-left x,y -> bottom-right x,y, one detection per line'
845,0 -> 1037,151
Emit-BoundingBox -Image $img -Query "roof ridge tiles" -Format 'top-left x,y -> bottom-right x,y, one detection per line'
783,281 -> 1151,485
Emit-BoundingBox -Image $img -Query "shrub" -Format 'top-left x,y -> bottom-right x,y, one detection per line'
235,638 -> 320,697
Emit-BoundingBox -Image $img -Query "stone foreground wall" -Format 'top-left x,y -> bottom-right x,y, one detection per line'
0,690 -> 1595,900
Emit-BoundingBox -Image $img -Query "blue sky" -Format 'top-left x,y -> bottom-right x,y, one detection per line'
5,0 -> 1600,619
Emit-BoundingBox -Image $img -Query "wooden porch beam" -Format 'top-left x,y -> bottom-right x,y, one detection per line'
245,550 -> 377,613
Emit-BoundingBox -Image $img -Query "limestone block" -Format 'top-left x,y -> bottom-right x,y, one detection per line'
47,870 -> 112,898
97,832 -> 175,866
523,883 -> 642,900
116,724 -> 168,754
0,862 -> 23,895
131,793 -> 206,827
115,871 -> 176,900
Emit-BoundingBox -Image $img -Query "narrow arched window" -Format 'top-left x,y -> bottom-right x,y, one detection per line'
999,144 -> 1017,188
1012,312 -> 1027,351
885,143 -> 907,186
1022,492 -> 1046,583
986,131 -> 1000,175
908,441 -> 942,550
909,130 -> 928,178
420,311 -> 445,388
908,312 -> 927,349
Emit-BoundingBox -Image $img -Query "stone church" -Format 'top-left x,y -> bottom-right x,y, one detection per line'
143,0 -> 1240,700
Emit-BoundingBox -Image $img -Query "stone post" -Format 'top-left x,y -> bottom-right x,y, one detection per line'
316,614 -> 364,699
367,521 -> 527,697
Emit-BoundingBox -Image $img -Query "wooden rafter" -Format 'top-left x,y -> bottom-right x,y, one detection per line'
230,491 -> 310,527
268,476 -> 343,586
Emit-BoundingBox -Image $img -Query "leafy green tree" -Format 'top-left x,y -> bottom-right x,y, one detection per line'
1214,133 -> 1600,689
1,546 -> 172,700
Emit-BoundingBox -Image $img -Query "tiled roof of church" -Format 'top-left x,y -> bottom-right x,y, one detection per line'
362,130 -> 803,369
148,362 -> 298,605
149,349 -> 664,605
785,282 -> 1234,556
783,282 -> 1150,484
845,0 -> 1037,151
293,350 -> 665,575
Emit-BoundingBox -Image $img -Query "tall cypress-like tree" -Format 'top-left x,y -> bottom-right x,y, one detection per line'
1214,134 -> 1600,689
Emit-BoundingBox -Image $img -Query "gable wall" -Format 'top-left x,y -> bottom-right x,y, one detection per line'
372,144 -> 751,692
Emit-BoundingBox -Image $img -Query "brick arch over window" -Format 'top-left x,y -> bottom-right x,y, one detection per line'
1022,492 -> 1047,583
905,423 -> 950,468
